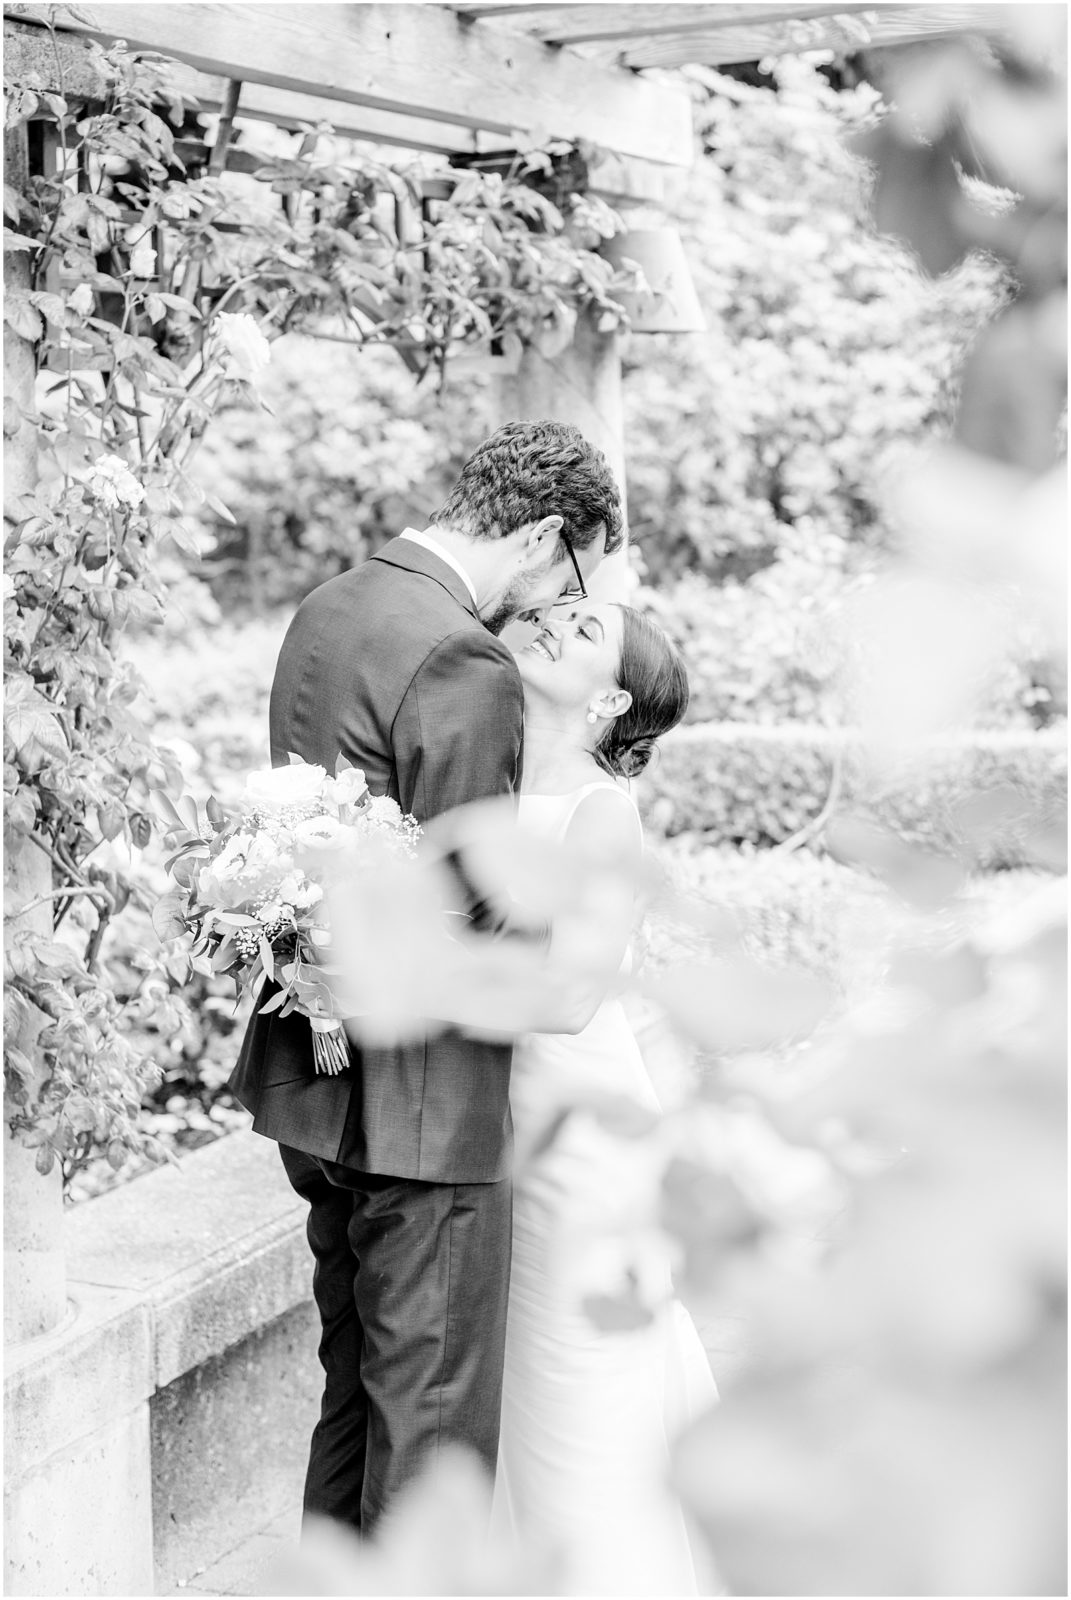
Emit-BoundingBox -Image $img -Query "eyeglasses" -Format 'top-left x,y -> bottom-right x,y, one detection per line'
553,534 -> 588,605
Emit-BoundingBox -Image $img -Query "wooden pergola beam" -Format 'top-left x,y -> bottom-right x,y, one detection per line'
183,66 -> 487,157
449,1 -> 1008,67
4,2 -> 694,167
455,4 -> 878,45
606,7 -> 998,69
3,16 -> 667,200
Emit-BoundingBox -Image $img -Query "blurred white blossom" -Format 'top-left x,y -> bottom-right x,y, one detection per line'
85,453 -> 145,511
210,311 -> 272,381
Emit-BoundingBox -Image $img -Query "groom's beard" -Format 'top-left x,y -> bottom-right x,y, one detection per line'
481,600 -> 514,636
482,557 -> 557,635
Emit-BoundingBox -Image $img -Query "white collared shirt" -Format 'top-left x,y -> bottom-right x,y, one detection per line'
400,526 -> 479,607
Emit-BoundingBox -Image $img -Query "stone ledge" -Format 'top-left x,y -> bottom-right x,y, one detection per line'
7,1130 -> 308,1469
4,1283 -> 151,1471
66,1127 -> 308,1389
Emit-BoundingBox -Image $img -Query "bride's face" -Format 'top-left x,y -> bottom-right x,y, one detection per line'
514,602 -> 624,713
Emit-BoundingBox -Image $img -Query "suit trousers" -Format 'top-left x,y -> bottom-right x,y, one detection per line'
279,1144 -> 512,1533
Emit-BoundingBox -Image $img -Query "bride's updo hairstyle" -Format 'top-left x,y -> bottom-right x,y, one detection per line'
594,606 -> 689,780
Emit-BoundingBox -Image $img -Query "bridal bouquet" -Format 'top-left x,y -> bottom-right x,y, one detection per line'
152,755 -> 421,1075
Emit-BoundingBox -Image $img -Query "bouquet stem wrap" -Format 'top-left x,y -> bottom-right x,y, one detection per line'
311,1020 -> 352,1077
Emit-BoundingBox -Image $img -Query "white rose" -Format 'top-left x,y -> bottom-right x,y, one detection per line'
276,871 -> 307,905
294,815 -> 348,852
211,312 -> 272,382
366,795 -> 403,827
86,453 -> 145,511
197,832 -> 254,904
245,762 -> 328,811
258,901 -> 294,926
293,882 -> 324,908
127,236 -> 157,278
245,833 -> 291,877
215,832 -> 254,874
324,766 -> 369,809
68,282 -> 94,317
196,867 -> 228,909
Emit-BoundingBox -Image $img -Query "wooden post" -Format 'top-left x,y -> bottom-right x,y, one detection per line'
3,123 -> 67,1346
496,310 -> 632,604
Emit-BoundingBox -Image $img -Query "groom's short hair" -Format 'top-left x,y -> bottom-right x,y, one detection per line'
433,420 -> 624,553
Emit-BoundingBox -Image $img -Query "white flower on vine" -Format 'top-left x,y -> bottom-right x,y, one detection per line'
127,235 -> 157,279
68,282 -> 94,317
85,453 -> 146,511
210,312 -> 272,382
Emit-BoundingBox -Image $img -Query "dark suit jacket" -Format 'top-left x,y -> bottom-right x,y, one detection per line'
228,536 -> 525,1184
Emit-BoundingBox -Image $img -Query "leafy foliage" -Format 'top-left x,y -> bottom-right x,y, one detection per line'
2,36 -> 636,1179
623,58 -> 1012,584
190,338 -> 491,611
617,57 -> 1057,732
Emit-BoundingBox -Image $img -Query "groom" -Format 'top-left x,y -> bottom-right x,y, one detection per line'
230,419 -> 623,1533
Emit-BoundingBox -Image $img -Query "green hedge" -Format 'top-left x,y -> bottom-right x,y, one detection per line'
638,723 -> 1067,869
642,840 -> 1048,998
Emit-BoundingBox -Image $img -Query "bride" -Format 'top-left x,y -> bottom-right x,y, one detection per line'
492,600 -> 719,1596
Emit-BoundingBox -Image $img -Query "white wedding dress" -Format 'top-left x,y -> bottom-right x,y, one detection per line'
492,782 -> 720,1596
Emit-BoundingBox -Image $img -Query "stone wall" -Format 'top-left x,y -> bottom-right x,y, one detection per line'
4,1133 -> 317,1596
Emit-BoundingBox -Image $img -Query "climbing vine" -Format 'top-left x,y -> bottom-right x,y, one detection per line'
2,31 -> 637,1181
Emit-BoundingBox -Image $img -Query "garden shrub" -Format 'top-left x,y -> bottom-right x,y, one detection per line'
64,620 -> 292,1201
639,554 -> 1056,732
190,340 -> 494,612
622,58 -> 1011,586
643,837 -> 1048,999
643,840 -> 883,991
640,723 -> 1067,867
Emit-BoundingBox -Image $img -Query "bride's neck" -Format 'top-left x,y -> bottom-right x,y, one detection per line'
521,710 -> 597,792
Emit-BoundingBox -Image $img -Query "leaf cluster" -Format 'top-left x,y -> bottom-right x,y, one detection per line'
3,35 -> 629,1179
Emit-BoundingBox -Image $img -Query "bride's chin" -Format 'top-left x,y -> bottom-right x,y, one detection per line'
513,648 -> 548,680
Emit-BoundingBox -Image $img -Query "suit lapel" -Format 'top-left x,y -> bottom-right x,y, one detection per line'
371,537 -> 480,621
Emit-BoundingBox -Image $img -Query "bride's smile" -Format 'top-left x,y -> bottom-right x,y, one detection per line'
515,603 -> 629,714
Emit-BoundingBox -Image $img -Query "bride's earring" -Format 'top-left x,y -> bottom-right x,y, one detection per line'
586,708 -> 599,725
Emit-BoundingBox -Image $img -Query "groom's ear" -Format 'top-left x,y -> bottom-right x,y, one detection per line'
525,514 -> 564,553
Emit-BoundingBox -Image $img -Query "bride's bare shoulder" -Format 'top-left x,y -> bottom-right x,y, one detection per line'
565,782 -> 642,857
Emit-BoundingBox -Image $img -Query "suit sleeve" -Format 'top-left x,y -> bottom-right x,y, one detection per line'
392,629 -> 524,822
